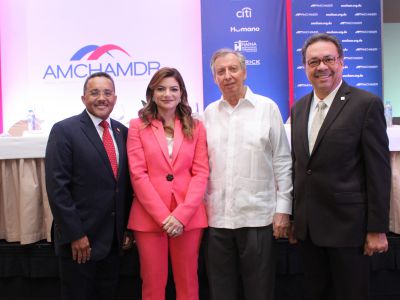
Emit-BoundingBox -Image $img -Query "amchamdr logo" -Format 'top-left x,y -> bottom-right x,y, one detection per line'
236,7 -> 252,18
234,40 -> 257,53
43,44 -> 161,80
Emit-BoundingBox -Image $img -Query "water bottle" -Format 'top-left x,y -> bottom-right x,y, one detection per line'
27,109 -> 36,131
384,101 -> 392,127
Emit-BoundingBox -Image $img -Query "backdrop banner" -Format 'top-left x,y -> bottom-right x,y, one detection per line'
0,0 -> 204,134
291,0 -> 382,100
201,0 -> 290,120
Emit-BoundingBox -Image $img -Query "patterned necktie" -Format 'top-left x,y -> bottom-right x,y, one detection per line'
309,101 -> 328,153
100,120 -> 118,178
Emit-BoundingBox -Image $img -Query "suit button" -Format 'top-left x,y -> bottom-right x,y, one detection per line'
306,169 -> 312,175
166,174 -> 174,181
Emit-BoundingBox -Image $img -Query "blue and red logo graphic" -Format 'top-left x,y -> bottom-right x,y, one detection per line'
70,44 -> 130,61
43,43 -> 160,80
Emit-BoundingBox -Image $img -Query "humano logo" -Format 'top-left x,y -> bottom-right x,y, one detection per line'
43,44 -> 161,80
230,26 -> 260,33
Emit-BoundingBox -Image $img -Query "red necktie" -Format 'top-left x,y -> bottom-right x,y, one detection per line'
100,120 -> 118,178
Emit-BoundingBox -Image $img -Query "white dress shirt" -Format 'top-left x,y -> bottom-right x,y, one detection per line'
203,87 -> 292,229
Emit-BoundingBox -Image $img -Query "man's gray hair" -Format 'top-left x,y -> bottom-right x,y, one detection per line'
210,48 -> 246,76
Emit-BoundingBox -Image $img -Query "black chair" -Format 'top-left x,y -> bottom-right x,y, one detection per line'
393,117 -> 400,125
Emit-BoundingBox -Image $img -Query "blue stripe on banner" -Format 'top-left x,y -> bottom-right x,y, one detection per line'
291,0 -> 382,101
201,0 -> 290,121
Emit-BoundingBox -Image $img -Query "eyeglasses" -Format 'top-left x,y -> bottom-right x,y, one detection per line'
307,56 -> 340,68
87,89 -> 114,98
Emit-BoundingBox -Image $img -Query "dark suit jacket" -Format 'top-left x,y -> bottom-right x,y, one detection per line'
291,81 -> 391,247
45,110 -> 132,260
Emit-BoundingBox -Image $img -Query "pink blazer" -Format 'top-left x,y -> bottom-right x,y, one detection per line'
127,118 -> 209,232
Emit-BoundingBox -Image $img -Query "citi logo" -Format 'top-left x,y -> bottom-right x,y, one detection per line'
43,44 -> 161,80
236,7 -> 252,18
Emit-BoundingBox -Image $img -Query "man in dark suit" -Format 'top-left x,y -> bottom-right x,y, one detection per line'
45,72 -> 133,300
290,33 -> 391,300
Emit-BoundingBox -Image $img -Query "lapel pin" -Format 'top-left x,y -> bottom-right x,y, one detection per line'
340,96 -> 345,101
116,127 -> 120,133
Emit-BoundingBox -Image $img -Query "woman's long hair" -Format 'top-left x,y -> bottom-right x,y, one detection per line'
139,67 -> 195,138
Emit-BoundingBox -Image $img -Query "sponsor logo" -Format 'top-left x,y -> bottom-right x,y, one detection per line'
340,21 -> 363,25
342,39 -> 363,43
246,59 -> 261,66
355,30 -> 378,34
343,74 -> 364,78
344,56 -> 364,60
355,48 -> 378,52
297,83 -> 313,87
297,65 -> 305,70
295,13 -> 318,17
234,40 -> 258,53
356,83 -> 379,87
355,13 -> 378,17
341,4 -> 362,8
236,7 -> 252,18
356,65 -> 378,69
327,30 -> 347,35
326,13 -> 347,17
310,4 -> 333,8
295,30 -> 319,34
230,26 -> 260,33
43,44 -> 161,80
311,22 -> 332,26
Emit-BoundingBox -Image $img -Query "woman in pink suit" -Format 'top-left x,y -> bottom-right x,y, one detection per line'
127,67 -> 209,300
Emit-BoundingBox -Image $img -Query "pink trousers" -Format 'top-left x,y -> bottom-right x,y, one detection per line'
134,229 -> 203,300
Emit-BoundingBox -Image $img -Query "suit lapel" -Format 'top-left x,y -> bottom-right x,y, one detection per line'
299,94 -> 313,156
79,111 -> 115,178
150,119 -> 171,165
311,82 -> 351,156
171,118 -> 183,165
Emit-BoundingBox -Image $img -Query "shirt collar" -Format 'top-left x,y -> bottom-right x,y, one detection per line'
86,109 -> 112,128
311,80 -> 342,110
217,86 -> 256,110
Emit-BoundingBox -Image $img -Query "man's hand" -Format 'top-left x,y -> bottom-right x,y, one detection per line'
71,236 -> 91,264
363,232 -> 388,256
272,213 -> 291,239
122,230 -> 134,250
162,215 -> 184,238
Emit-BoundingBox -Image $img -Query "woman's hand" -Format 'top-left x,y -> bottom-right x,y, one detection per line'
162,215 -> 184,237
